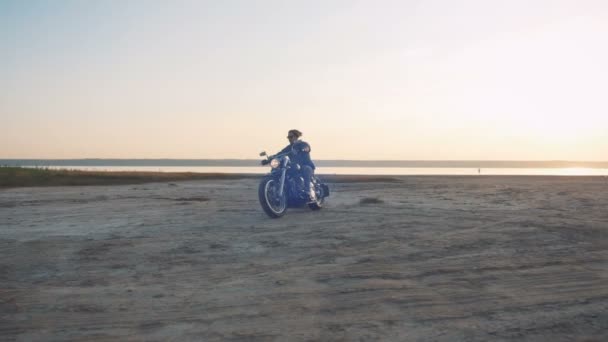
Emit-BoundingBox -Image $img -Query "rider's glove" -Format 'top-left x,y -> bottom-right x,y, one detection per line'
261,159 -> 270,165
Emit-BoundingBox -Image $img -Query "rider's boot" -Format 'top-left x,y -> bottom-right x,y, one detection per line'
308,183 -> 317,203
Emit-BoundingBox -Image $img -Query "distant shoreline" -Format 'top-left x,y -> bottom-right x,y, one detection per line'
0,167 -> 406,188
1,167 -> 605,189
2,159 -> 608,169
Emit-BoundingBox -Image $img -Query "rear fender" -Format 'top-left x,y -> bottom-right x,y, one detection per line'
321,184 -> 330,197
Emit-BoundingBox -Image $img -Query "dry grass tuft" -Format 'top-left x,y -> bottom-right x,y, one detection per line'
0,167 -> 404,189
319,175 -> 401,183
0,167 -> 257,188
359,197 -> 384,205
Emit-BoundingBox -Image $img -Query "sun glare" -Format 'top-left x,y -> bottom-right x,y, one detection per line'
559,167 -> 597,176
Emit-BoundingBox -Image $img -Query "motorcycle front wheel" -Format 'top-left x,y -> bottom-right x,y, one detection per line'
258,177 -> 288,218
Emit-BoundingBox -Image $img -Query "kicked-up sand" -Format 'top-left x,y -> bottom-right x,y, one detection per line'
1,175 -> 607,341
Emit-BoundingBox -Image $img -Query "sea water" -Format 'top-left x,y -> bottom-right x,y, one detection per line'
28,165 -> 608,176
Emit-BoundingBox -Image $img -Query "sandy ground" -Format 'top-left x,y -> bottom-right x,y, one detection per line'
1,176 -> 607,341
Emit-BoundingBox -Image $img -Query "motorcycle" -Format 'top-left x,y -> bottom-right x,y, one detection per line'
258,151 -> 330,218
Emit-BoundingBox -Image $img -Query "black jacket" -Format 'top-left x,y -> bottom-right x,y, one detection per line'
277,140 -> 316,170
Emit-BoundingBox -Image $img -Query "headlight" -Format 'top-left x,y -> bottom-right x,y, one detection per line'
270,158 -> 280,168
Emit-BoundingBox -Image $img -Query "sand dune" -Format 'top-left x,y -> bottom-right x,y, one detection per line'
1,176 -> 607,341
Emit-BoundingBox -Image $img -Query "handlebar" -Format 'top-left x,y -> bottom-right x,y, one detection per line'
260,152 -> 290,166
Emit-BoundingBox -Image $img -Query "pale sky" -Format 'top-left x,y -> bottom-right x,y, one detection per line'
1,0 -> 607,160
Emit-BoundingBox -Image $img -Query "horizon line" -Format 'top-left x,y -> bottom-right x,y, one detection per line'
2,158 -> 608,162
2,158 -> 608,169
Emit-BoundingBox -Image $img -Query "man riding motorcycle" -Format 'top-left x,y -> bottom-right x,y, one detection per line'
270,129 -> 317,202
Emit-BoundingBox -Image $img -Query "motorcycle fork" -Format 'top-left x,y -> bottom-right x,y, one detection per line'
278,168 -> 287,196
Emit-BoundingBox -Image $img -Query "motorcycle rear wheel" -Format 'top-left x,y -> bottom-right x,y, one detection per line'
308,184 -> 325,211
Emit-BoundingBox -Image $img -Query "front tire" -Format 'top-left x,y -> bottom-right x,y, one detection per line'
258,177 -> 287,218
